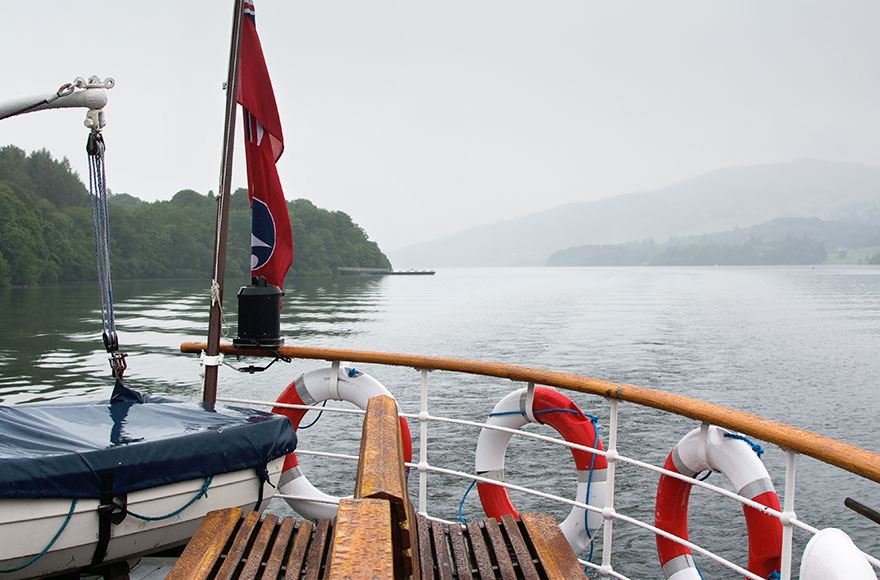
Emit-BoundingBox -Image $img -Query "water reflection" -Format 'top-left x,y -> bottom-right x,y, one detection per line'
1,268 -> 879,576
0,275 -> 387,402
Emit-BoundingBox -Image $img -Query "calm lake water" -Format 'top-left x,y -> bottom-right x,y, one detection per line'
1,266 -> 878,577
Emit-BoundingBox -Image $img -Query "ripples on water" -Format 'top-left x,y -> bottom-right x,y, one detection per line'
1,267 -> 878,577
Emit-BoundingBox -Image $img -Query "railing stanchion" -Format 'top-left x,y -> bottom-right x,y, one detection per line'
418,368 -> 429,515
780,450 -> 797,580
600,397 -> 619,576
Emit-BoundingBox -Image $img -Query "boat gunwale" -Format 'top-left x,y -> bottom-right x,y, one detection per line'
180,341 -> 880,485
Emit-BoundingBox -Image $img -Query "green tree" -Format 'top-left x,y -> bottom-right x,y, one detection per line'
0,146 -> 392,286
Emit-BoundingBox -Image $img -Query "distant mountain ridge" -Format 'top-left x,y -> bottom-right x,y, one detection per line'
392,159 -> 880,267
547,217 -> 880,267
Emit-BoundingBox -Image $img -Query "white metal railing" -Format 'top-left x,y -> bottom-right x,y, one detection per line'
218,362 -> 880,580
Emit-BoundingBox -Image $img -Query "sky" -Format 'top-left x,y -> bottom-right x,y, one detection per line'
3,1 -> 879,251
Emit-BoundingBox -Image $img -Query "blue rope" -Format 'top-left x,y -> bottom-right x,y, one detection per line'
767,571 -> 780,580
127,476 -> 212,521
582,414 -> 600,575
723,432 -> 765,458
458,479 -> 477,525
299,400 -> 328,430
0,499 -> 77,573
489,407 -> 583,418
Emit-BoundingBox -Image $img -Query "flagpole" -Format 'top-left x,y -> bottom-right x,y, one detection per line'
204,0 -> 245,404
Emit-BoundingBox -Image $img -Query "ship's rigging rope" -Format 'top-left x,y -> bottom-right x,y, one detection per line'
87,131 -> 127,378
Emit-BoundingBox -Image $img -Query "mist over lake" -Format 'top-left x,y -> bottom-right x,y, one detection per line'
1,266 -> 877,577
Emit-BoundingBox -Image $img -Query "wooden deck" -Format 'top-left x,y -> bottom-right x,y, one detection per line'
167,508 -> 584,579
168,396 -> 585,579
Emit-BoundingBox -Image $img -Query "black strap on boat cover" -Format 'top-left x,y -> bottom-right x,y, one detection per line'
92,471 -> 126,566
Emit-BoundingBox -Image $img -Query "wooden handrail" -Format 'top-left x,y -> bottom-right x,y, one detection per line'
181,341 -> 880,484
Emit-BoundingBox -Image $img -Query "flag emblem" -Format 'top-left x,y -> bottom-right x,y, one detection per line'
250,198 -> 276,270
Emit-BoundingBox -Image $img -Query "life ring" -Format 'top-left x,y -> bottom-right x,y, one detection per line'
655,426 -> 782,579
475,386 -> 607,553
272,365 -> 413,520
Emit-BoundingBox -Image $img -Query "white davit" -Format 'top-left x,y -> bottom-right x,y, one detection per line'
800,528 -> 878,580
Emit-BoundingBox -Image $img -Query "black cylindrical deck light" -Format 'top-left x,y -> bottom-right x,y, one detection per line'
233,276 -> 284,348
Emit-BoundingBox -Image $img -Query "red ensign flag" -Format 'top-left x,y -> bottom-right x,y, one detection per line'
237,1 -> 293,289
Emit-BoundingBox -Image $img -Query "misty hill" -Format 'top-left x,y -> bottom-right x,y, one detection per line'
392,159 -> 880,267
0,146 -> 390,285
548,217 -> 880,267
684,217 -> 880,249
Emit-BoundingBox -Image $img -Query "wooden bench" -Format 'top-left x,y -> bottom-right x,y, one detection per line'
168,395 -> 585,579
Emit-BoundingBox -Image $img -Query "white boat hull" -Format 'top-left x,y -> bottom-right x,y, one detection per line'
0,457 -> 283,579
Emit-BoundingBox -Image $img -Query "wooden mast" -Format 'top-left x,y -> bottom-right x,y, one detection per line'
204,0 -> 245,404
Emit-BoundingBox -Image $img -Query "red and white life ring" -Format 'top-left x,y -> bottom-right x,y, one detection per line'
272,365 -> 413,520
655,426 -> 782,579
475,386 -> 607,553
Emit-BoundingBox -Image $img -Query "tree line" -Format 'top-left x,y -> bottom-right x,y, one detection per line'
547,236 -> 830,267
0,146 -> 391,286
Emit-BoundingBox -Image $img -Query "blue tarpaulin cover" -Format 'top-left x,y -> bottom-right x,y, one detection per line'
0,395 -> 297,499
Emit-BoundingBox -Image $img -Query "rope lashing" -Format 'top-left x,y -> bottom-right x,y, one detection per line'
0,499 -> 78,573
87,131 -> 127,378
488,407 -> 588,419
126,476 -> 212,522
458,479 -> 477,525
723,432 -> 765,458
767,571 -> 781,580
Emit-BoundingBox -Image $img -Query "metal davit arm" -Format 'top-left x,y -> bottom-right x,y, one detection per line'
0,77 -> 114,127
179,341 -> 880,485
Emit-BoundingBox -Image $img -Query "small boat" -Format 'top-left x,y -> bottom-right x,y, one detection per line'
0,394 -> 293,579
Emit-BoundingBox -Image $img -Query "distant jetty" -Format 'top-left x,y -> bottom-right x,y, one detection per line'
337,267 -> 435,277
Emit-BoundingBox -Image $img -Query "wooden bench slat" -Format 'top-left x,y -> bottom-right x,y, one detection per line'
262,517 -> 295,580
447,523 -> 474,580
465,521 -> 496,579
417,514 -> 435,578
302,518 -> 330,580
239,513 -> 278,579
166,507 -> 243,580
521,513 -> 586,579
430,520 -> 454,580
483,517 -> 516,580
501,514 -> 539,580
174,507 -> 586,580
214,510 -> 261,580
284,519 -> 314,580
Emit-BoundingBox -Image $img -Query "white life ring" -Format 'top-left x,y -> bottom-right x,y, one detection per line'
475,386 -> 607,554
272,365 -> 412,520
655,426 -> 782,580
